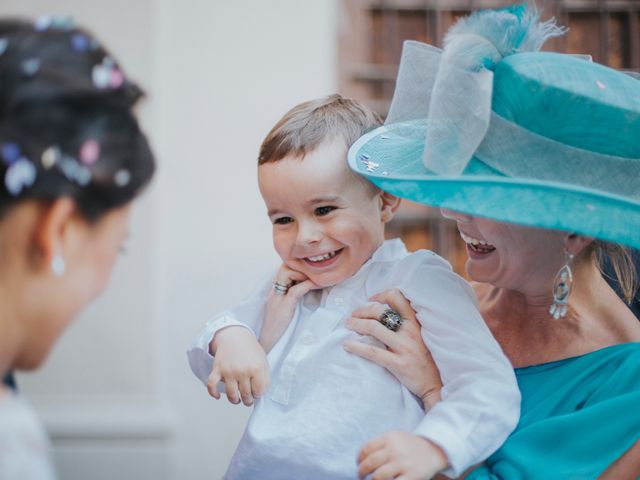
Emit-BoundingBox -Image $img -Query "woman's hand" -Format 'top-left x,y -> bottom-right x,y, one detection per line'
208,326 -> 270,406
357,431 -> 448,480
260,264 -> 319,352
343,288 -> 443,410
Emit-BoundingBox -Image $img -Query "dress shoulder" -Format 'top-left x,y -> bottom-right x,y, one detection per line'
0,392 -> 55,480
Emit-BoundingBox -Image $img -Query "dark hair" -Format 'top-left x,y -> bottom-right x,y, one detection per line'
258,94 -> 382,165
0,18 -> 154,220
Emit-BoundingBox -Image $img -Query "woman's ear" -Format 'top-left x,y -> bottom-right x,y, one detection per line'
33,198 -> 79,272
564,233 -> 594,256
379,191 -> 401,223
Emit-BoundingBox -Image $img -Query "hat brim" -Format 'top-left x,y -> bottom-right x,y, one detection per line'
349,122 -> 640,249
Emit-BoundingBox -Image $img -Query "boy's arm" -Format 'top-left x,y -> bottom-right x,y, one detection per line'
186,273 -> 273,386
206,325 -> 270,405
399,253 -> 520,477
187,315 -> 257,385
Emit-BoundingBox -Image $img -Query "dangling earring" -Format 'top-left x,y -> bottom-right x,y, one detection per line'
51,254 -> 65,277
549,250 -> 574,319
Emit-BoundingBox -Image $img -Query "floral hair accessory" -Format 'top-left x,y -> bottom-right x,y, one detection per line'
70,33 -> 91,52
21,58 -> 41,77
1,143 -> 21,165
92,56 -> 124,89
0,38 -> 8,56
34,16 -> 75,32
79,139 -> 100,165
5,157 -> 37,196
41,146 -> 62,169
114,169 -> 131,187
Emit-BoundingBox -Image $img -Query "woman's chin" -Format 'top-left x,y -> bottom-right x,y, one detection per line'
465,259 -> 497,284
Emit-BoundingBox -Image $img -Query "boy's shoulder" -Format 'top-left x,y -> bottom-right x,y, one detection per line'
365,244 -> 455,290
365,245 -> 474,305
389,247 -> 453,273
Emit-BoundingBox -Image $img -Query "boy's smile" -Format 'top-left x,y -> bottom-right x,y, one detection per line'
258,139 -> 397,288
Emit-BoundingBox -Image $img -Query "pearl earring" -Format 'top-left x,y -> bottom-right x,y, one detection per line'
51,254 -> 65,277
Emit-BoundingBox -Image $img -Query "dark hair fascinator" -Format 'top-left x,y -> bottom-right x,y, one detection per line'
0,17 -> 154,219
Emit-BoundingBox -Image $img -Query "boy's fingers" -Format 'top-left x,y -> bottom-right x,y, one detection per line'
285,269 -> 309,283
251,369 -> 269,398
238,377 -> 254,406
274,265 -> 308,288
207,369 -> 221,399
358,449 -> 391,478
288,279 -> 319,299
358,435 -> 387,462
343,339 -> 395,369
369,462 -> 401,480
224,378 -> 241,405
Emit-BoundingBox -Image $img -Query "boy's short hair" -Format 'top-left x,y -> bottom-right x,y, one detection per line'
258,94 -> 383,165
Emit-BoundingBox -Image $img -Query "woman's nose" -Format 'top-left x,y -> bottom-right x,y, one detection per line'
440,208 -> 473,223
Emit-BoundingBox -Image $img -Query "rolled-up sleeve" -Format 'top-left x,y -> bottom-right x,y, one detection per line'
186,272 -> 273,386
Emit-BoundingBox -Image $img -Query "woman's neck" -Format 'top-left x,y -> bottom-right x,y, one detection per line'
477,261 -> 640,367
0,281 -> 24,376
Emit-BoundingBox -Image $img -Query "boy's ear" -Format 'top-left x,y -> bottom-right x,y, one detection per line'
379,191 -> 401,223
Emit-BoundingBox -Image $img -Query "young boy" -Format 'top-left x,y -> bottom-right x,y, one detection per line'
188,95 -> 520,479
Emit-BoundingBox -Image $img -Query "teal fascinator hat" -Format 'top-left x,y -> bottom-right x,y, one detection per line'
348,4 -> 640,248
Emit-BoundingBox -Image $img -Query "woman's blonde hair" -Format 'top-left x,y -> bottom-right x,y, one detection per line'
591,241 -> 639,304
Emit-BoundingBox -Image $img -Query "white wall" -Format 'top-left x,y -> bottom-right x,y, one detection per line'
3,1 -> 338,479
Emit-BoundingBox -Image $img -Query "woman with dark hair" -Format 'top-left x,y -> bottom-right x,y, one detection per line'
0,18 -> 154,478
345,5 -> 640,479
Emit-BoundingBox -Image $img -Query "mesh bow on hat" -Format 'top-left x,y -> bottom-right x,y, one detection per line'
348,4 -> 640,248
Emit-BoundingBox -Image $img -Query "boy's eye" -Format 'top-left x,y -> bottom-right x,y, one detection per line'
315,206 -> 336,216
274,217 -> 293,225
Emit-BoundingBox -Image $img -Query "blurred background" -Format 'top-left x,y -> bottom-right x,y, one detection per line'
2,1 -> 638,479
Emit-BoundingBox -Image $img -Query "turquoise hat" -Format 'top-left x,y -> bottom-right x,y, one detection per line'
348,5 -> 640,249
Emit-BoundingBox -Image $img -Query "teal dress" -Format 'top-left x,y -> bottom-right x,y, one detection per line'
468,343 -> 640,479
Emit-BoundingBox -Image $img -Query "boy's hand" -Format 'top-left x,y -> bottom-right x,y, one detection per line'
357,431 -> 448,480
260,264 -> 319,352
208,326 -> 270,406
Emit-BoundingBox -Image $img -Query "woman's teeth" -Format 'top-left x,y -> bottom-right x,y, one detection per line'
459,232 -> 496,253
307,251 -> 338,263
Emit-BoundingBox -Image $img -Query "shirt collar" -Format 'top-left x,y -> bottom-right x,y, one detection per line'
369,238 -> 408,263
303,238 -> 408,309
336,238 -> 408,288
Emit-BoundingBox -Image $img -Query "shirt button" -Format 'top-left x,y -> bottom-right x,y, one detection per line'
302,335 -> 316,345
333,297 -> 344,307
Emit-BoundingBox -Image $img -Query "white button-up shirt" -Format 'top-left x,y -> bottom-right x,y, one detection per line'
188,239 -> 520,479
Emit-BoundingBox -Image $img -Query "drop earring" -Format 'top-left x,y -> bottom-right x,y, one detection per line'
549,250 -> 574,319
51,254 -> 65,277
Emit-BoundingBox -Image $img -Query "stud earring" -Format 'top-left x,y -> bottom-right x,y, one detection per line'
51,254 -> 65,277
549,250 -> 574,319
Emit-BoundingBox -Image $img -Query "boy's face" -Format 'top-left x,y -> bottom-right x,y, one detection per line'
259,139 -> 391,288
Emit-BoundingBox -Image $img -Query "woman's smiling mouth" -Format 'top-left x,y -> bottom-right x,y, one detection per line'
459,231 -> 496,255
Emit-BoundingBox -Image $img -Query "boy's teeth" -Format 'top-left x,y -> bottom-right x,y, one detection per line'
459,232 -> 489,246
307,251 -> 337,262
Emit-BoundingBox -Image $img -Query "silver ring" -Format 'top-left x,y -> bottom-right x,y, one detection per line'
378,309 -> 403,331
272,281 -> 290,295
